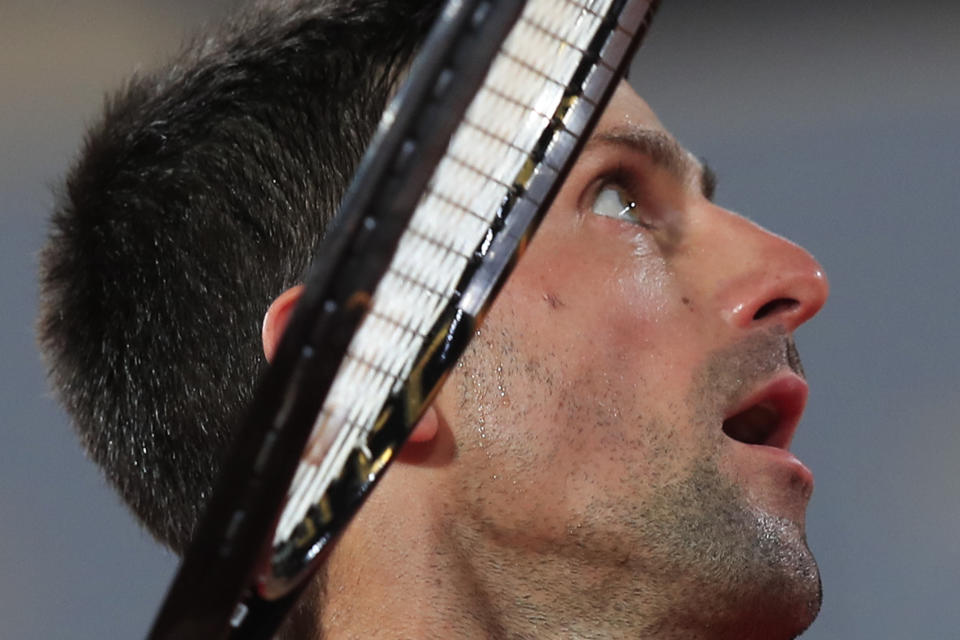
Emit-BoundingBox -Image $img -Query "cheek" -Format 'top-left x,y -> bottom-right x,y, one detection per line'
489,217 -> 714,423
508,223 -> 672,340
456,251 -> 686,473
445,326 -> 658,538
542,228 -> 702,391
440,216 -> 716,529
443,321 -> 708,548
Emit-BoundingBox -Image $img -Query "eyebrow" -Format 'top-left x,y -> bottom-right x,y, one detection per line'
583,126 -> 716,200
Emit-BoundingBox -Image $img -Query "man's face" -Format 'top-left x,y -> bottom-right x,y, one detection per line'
431,81 -> 828,635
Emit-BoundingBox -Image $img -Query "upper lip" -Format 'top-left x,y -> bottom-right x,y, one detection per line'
721,373 -> 809,450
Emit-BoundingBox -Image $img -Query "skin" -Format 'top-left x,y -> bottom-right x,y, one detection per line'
264,81 -> 829,639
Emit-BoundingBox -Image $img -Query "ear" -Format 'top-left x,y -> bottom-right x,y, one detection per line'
408,404 -> 439,443
262,285 -> 304,362
397,403 -> 448,466
263,284 -> 439,448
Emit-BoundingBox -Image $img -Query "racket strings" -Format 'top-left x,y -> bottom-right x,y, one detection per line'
274,0 -> 618,545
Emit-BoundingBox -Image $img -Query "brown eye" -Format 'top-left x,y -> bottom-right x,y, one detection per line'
591,185 -> 650,228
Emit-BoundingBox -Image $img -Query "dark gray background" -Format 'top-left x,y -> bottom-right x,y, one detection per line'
2,1 -> 957,637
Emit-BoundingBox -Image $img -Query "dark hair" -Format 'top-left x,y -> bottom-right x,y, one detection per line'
38,0 -> 441,555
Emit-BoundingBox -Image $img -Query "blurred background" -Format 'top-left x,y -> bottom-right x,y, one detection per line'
2,0 -> 957,637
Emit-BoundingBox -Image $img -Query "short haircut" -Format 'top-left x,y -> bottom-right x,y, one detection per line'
38,0 -> 442,554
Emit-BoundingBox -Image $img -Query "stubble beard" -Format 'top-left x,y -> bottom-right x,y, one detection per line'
611,457 -> 822,639
623,328 -> 823,638
445,327 -> 821,639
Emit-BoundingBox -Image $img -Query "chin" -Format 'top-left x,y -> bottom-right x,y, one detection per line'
728,517 -> 823,640
738,594 -> 822,640
698,568 -> 821,640
654,463 -> 823,639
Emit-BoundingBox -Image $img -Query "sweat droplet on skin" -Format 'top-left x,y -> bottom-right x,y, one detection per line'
496,364 -> 511,406
469,368 -> 492,455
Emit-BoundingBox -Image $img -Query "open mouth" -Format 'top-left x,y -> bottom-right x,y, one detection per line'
721,375 -> 808,450
723,403 -> 782,446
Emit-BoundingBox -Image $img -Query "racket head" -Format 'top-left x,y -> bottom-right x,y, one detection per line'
147,0 -> 660,637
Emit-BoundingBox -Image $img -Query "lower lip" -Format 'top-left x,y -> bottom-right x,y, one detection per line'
747,444 -> 815,488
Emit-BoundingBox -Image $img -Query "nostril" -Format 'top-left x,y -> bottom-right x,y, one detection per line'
753,297 -> 799,321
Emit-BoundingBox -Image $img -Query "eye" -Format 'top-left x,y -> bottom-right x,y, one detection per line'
590,184 -> 652,229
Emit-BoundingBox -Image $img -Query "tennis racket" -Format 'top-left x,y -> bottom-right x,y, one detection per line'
148,1 -> 659,637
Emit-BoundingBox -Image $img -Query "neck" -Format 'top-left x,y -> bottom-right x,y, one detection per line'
308,449 -> 804,640
314,499 -> 748,640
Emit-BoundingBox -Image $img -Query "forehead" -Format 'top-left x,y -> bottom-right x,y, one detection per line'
579,81 -> 704,192
596,81 -> 668,134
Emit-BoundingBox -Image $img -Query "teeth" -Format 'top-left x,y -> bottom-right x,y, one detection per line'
722,404 -> 779,445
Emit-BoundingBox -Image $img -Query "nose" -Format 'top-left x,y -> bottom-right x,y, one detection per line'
705,208 -> 829,333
